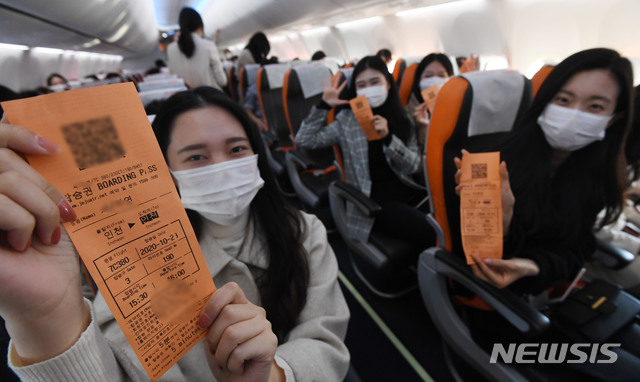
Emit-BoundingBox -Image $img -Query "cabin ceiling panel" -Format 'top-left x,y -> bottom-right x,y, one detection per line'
0,0 -> 158,56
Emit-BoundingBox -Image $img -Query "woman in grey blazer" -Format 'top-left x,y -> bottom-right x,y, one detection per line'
297,55 -> 434,249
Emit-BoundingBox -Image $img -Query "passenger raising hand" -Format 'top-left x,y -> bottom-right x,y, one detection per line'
412,102 -> 429,128
321,78 -> 349,107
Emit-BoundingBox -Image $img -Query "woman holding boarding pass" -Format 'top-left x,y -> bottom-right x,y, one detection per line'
453,48 -> 640,379
0,86 -> 349,381
296,55 -> 433,250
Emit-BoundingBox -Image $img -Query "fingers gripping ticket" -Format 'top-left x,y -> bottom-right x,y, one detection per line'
0,117 -> 60,156
0,148 -> 73,249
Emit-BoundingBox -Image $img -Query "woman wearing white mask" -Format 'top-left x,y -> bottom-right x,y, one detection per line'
0,87 -> 349,382
296,56 -> 434,254
453,48 -> 640,379
408,53 -> 454,147
455,48 -> 633,292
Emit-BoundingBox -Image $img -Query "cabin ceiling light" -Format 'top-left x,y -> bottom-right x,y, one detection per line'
335,16 -> 383,29
395,0 -> 483,17
33,47 -> 65,54
82,39 -> 102,49
105,24 -> 131,43
300,26 -> 330,35
0,42 -> 29,51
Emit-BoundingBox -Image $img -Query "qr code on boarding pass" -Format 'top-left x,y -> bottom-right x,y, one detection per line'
61,116 -> 125,170
471,163 -> 488,179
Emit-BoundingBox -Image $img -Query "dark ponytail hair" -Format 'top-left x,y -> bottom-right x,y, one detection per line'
177,7 -> 204,58
344,55 -> 413,143
152,87 -> 309,342
245,32 -> 271,65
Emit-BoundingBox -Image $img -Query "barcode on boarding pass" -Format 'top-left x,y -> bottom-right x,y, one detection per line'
471,163 -> 488,179
61,116 -> 125,170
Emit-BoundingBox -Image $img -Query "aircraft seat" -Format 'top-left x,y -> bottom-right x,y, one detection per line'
531,65 -> 554,98
224,64 -> 240,103
137,77 -> 188,106
256,63 -> 294,179
398,62 -> 418,107
238,63 -> 261,104
417,69 -> 551,381
327,66 -> 426,298
392,58 -> 406,85
418,68 -> 636,381
282,63 -> 340,208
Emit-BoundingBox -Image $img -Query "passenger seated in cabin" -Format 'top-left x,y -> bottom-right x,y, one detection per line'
166,7 -> 227,90
237,32 -> 272,73
375,48 -> 392,66
46,73 -> 70,92
296,55 -> 434,249
453,48 -> 640,377
408,53 -> 454,147
144,99 -> 164,116
244,83 -> 266,131
311,50 -> 326,61
0,87 -> 350,381
458,53 -> 480,73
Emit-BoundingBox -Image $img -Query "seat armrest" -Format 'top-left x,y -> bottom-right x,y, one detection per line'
329,181 -> 381,218
430,249 -> 550,336
285,149 -> 312,171
261,130 -> 278,146
592,238 -> 635,270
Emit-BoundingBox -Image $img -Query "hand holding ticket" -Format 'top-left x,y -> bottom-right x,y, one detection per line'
2,83 -> 216,381
458,151 -> 503,265
420,84 -> 440,114
349,95 -> 381,141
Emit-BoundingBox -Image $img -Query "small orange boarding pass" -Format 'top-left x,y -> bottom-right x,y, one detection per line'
349,95 -> 381,141
459,151 -> 503,265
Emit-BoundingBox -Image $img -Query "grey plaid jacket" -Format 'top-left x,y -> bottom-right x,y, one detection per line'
296,105 -> 424,241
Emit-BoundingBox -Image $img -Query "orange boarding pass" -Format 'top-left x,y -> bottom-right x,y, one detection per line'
459,151 -> 503,264
349,95 -> 380,141
2,83 -> 216,381
421,84 -> 440,114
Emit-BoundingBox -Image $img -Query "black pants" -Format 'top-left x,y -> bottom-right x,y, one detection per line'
371,200 -> 435,249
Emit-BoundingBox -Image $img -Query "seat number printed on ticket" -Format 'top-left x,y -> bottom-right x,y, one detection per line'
2,82 -> 216,381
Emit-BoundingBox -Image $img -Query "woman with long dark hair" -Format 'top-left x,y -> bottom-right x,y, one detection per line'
408,53 -> 455,146
167,7 -> 227,90
237,32 -> 272,73
296,55 -> 433,249
459,48 -> 634,292
0,87 -> 349,381
454,48 -> 640,379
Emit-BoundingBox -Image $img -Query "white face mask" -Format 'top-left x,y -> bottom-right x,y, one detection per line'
537,104 -> 613,152
171,154 -> 264,226
419,76 -> 448,92
356,85 -> 388,108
